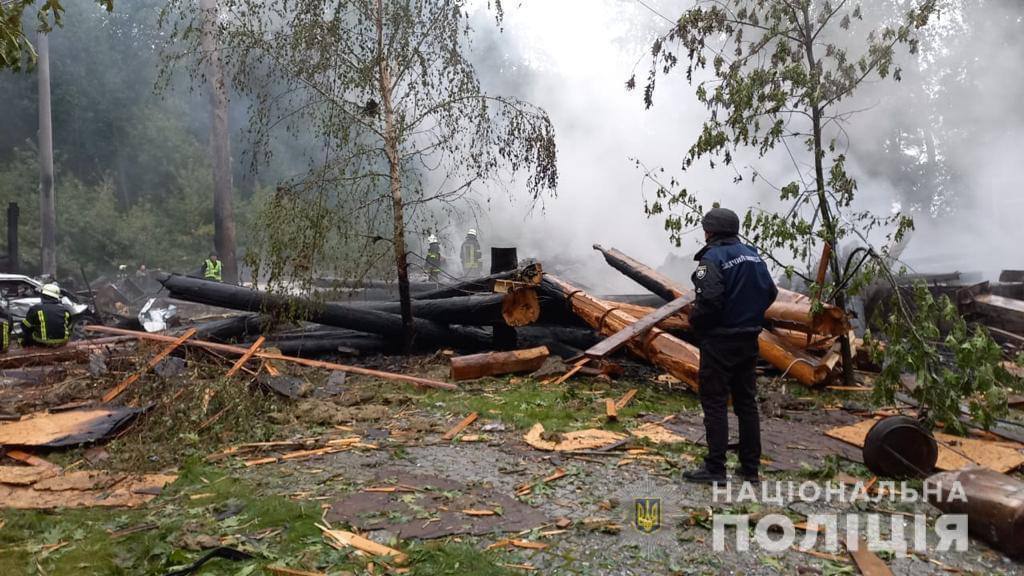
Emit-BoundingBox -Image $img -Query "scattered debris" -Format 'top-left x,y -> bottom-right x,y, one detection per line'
0,406 -> 145,447
826,418 -> 1024,473
0,469 -> 176,509
138,297 -> 178,333
320,527 -> 408,564
441,412 -> 478,440
515,468 -> 568,496
523,423 -> 626,452
164,546 -> 254,576
630,422 -> 686,444
326,471 -> 545,539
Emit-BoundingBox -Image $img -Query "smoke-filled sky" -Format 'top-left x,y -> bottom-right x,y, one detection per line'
451,0 -> 1024,291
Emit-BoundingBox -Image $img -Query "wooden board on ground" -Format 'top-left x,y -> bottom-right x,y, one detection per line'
846,537 -> 894,576
449,346 -> 549,381
523,423 -> 625,451
0,470 -> 176,509
0,406 -> 145,447
825,418 -> 1024,473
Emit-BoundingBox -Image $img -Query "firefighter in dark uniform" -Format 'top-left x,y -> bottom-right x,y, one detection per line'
425,234 -> 444,282
683,207 -> 777,485
460,229 -> 482,277
21,283 -> 71,347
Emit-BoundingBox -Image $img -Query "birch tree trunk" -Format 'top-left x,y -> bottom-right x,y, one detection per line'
37,32 -> 56,278
376,0 -> 414,351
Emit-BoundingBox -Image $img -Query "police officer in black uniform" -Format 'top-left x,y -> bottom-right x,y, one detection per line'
683,207 -> 778,485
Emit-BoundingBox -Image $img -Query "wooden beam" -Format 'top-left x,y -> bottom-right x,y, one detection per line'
85,325 -> 456,390
102,328 -> 197,402
449,346 -> 549,381
226,335 -> 265,378
584,295 -> 691,360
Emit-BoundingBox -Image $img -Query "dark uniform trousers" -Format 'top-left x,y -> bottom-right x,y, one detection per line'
698,333 -> 761,476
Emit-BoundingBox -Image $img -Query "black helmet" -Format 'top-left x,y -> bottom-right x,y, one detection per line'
701,207 -> 740,235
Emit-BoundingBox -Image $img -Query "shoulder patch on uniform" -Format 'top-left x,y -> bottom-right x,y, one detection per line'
695,264 -> 707,280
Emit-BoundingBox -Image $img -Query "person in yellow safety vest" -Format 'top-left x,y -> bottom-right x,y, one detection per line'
202,252 -> 223,282
21,283 -> 71,347
426,234 -> 444,282
460,229 -> 482,277
0,314 -> 10,353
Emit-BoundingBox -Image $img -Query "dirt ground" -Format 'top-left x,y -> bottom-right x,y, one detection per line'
1,350 -> 1022,575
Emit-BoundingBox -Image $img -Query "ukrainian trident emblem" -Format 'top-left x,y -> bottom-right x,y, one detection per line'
633,497 -> 662,534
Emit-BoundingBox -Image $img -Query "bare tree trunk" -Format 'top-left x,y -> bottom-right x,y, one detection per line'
37,32 -> 56,278
376,0 -> 414,351
199,0 -> 238,283
801,7 -> 855,385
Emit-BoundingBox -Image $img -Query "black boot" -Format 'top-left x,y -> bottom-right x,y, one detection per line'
737,469 -> 760,485
682,466 -> 727,485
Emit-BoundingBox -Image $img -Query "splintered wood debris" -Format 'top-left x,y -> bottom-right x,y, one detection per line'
522,423 -> 626,452
0,468 -> 176,509
630,422 -> 687,444
0,406 -> 145,448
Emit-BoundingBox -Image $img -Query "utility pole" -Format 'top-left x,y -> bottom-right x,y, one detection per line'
199,0 -> 238,283
37,32 -> 56,278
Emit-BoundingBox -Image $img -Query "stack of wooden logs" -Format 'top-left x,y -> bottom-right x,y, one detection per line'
156,246 -> 851,390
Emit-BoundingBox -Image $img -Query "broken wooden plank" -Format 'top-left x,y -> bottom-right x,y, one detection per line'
320,527 -> 408,564
226,335 -> 265,378
615,389 -> 638,410
442,412 -> 479,441
584,295 -> 692,360
102,328 -> 197,402
85,325 -> 456,390
449,347 -> 549,381
540,275 -> 701,389
845,537 -> 894,576
0,407 -> 145,448
605,399 -> 618,422
4,449 -> 61,470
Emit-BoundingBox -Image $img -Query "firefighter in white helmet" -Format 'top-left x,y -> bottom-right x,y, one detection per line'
425,234 -> 444,282
460,229 -> 482,277
22,283 -> 71,347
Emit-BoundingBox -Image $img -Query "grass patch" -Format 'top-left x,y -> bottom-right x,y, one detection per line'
413,376 -> 699,432
407,541 -> 517,576
0,460 -> 342,575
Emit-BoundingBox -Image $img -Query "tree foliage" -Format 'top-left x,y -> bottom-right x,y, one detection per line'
635,0 -> 1022,430
633,0 -> 934,272
160,0 -> 558,293
867,283 -> 1023,434
0,0 -> 111,70
0,0 -> 263,278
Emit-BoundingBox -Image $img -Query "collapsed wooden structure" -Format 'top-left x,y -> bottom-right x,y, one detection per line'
146,245 -> 851,389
